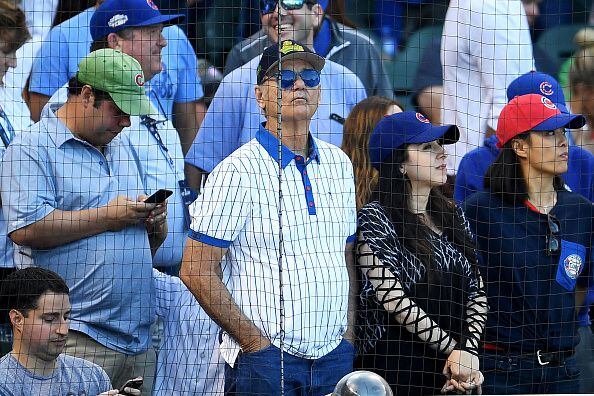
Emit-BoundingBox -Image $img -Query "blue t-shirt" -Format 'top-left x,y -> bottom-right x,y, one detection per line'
454,135 -> 594,204
29,7 -> 202,120
0,353 -> 111,396
0,104 -> 155,354
463,190 -> 594,353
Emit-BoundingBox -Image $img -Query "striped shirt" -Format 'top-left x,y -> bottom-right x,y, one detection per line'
188,124 -> 357,364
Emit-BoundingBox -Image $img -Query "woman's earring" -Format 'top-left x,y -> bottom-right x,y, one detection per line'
400,165 -> 407,175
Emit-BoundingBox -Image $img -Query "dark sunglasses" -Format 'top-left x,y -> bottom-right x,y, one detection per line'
260,0 -> 316,14
266,69 -> 321,90
546,214 -> 560,256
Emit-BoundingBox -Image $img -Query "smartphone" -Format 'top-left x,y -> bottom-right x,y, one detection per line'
144,189 -> 173,204
120,376 -> 143,394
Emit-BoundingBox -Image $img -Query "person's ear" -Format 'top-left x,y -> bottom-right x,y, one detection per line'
80,85 -> 95,108
106,32 -> 121,51
9,309 -> 24,332
255,85 -> 267,112
512,138 -> 529,159
311,3 -> 324,28
400,164 -> 407,175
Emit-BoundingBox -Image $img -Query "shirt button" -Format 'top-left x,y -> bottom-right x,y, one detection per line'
99,161 -> 103,165
306,186 -> 311,191
295,156 -> 302,161
303,170 -> 307,175
309,202 -> 314,207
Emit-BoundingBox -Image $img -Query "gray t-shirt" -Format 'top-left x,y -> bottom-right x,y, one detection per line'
0,353 -> 111,396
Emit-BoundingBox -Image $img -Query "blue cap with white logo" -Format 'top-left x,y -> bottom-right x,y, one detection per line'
507,70 -> 568,114
91,0 -> 185,41
369,111 -> 459,169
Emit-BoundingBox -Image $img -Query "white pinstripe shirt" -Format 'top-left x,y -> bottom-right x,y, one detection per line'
189,124 -> 357,364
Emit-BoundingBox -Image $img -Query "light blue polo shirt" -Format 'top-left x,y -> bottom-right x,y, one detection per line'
0,142 -> 11,269
29,7 -> 202,119
185,55 -> 367,173
0,104 -> 155,354
125,116 -> 188,268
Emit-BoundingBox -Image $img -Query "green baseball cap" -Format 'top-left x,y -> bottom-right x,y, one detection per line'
77,48 -> 158,117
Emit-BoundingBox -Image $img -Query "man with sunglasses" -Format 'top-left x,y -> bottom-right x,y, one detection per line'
181,41 -> 357,394
225,0 -> 392,98
463,94 -> 592,394
185,32 -> 366,190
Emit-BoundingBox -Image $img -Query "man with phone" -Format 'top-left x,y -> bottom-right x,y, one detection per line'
0,49 -> 166,393
86,0 -> 198,278
0,267 -> 140,396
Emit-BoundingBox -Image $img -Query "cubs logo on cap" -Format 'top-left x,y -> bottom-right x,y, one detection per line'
564,254 -> 583,280
416,113 -> 430,124
541,96 -> 557,110
539,81 -> 553,96
507,71 -> 570,114
135,73 -> 145,86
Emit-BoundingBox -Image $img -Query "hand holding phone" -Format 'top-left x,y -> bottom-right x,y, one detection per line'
119,376 -> 143,395
143,189 -> 173,204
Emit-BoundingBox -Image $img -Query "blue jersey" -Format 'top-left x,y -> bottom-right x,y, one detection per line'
464,190 -> 594,352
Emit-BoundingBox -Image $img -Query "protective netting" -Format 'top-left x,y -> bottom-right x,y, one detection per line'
0,0 -> 592,395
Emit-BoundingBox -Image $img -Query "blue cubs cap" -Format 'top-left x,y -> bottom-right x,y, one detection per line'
91,0 -> 184,41
369,111 -> 459,169
507,71 -> 568,114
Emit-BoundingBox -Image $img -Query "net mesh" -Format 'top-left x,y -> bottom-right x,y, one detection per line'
0,0 -> 592,395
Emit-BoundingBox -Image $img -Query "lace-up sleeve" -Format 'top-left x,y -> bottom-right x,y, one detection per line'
356,203 -> 458,354
456,207 -> 488,355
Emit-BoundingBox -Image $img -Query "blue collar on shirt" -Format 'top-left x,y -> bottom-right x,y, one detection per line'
256,124 -> 320,169
41,104 -> 82,148
313,18 -> 332,57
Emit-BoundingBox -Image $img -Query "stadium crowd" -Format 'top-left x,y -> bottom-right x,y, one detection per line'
0,0 -> 593,395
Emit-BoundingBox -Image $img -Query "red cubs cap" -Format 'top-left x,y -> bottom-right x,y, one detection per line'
496,94 -> 586,148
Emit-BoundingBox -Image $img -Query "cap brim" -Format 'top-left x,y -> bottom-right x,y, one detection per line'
110,91 -> 159,117
263,52 -> 326,78
132,13 -> 185,28
532,113 -> 586,131
409,124 -> 460,146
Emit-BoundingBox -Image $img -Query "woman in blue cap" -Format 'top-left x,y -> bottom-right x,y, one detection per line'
356,111 -> 488,395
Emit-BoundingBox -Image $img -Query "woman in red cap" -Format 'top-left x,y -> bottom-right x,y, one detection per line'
463,93 -> 591,394
356,111 -> 488,395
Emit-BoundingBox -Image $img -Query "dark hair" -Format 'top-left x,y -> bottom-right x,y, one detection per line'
373,146 -> 478,282
342,96 -> 402,209
0,0 -> 31,54
67,75 -> 112,108
89,28 -> 134,53
0,268 -> 69,320
485,134 -> 565,205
